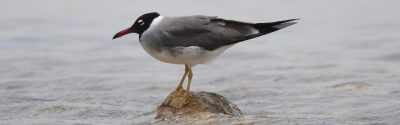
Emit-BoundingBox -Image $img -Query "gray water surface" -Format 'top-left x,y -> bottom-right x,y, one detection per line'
1,0 -> 400,124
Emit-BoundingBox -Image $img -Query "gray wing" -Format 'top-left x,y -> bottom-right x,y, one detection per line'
160,16 -> 261,51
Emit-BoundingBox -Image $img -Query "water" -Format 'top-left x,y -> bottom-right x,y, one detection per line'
1,0 -> 400,124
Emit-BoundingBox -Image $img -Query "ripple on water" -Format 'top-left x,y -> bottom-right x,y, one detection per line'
329,81 -> 371,92
375,53 -> 400,62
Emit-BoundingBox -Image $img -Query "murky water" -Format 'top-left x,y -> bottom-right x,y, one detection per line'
1,0 -> 400,124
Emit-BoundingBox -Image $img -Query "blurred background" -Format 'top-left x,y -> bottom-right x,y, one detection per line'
1,0 -> 400,124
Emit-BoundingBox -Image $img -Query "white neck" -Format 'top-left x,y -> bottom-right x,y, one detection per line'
146,16 -> 164,32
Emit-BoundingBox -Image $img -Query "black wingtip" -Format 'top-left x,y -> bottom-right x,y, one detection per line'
253,18 -> 299,34
270,18 -> 299,25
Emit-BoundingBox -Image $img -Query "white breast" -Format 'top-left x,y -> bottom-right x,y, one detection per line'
142,44 -> 233,64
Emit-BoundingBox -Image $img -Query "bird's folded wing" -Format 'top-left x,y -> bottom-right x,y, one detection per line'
161,16 -> 260,51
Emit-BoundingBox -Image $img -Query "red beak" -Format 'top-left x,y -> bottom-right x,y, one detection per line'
113,28 -> 134,39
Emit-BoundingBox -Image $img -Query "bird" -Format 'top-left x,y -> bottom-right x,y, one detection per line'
113,12 -> 297,101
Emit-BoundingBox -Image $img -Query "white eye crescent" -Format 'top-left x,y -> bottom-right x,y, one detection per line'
138,20 -> 145,25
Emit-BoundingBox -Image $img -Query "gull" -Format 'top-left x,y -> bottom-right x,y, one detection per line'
113,12 -> 297,101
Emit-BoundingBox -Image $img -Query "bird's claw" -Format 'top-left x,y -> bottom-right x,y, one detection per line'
167,90 -> 190,108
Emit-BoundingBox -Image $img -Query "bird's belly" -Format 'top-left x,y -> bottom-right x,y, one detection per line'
142,44 -> 233,64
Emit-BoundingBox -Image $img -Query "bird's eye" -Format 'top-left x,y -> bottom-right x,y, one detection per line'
138,20 -> 145,26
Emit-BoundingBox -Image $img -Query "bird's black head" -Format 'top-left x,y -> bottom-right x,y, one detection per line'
113,12 -> 160,39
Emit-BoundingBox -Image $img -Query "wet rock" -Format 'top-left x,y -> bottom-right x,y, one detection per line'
155,91 -> 243,120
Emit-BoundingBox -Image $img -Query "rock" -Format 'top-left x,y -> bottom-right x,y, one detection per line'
155,91 -> 243,120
